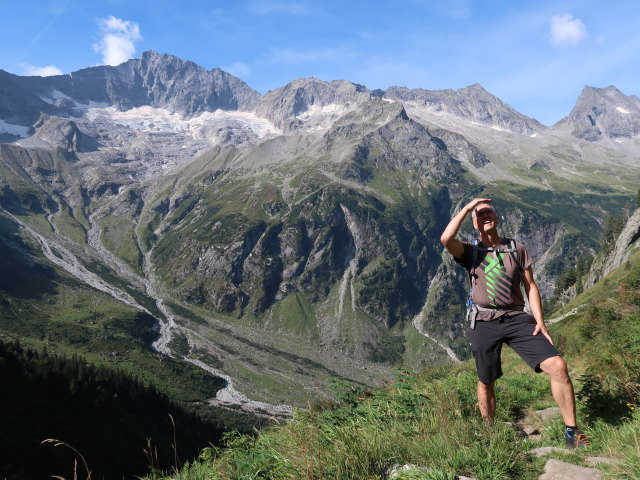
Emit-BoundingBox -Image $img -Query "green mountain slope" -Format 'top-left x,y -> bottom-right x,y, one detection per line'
2,96 -> 636,408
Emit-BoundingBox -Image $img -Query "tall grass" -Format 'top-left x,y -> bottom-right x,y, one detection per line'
41,439 -> 93,480
144,363 -> 555,480
584,412 -> 640,479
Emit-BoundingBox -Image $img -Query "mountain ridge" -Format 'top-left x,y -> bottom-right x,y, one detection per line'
4,50 -> 638,136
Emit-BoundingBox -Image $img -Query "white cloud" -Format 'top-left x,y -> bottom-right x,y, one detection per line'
550,13 -> 587,47
93,16 -> 142,66
21,64 -> 63,76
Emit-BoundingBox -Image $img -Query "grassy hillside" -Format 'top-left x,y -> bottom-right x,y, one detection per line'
550,249 -> 640,425
135,248 -> 640,479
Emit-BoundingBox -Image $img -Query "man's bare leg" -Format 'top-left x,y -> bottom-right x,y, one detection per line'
539,355 -> 577,426
477,380 -> 496,424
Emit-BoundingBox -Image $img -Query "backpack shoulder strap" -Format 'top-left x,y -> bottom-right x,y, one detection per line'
467,239 -> 479,310
505,238 -> 523,272
471,239 -> 479,272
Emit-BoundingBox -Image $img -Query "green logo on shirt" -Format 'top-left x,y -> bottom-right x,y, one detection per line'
483,253 -> 513,307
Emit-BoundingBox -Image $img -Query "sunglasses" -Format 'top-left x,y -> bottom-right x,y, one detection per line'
475,209 -> 494,217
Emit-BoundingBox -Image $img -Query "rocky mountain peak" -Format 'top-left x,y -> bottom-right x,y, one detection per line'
69,50 -> 261,116
333,98 -> 408,127
555,85 -> 640,141
256,77 -> 374,130
384,84 -> 544,135
138,50 -> 184,64
459,83 -> 487,93
321,98 -> 408,151
0,51 -> 261,129
579,84 -> 635,102
321,98 -> 462,184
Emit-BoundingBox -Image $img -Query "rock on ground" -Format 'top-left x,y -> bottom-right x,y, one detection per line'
536,407 -> 561,422
585,456 -> 621,466
528,446 -> 567,457
538,459 -> 601,480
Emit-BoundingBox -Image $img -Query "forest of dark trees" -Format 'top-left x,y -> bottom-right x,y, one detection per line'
0,339 -> 267,479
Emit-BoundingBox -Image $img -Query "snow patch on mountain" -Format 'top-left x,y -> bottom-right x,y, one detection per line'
84,106 -> 280,141
39,90 -> 110,110
295,103 -> 354,131
38,89 -> 73,105
0,119 -> 29,138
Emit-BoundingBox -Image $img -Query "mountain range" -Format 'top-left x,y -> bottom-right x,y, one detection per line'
0,50 -> 638,409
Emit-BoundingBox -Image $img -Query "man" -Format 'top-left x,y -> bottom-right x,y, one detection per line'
440,198 -> 588,448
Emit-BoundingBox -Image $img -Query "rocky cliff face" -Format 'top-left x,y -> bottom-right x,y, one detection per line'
0,70 -> 59,128
28,115 -> 99,152
587,209 -> 640,287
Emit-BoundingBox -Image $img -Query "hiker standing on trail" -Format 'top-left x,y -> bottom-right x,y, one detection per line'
440,198 -> 588,448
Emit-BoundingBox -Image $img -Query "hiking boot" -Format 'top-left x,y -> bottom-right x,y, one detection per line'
565,430 -> 589,449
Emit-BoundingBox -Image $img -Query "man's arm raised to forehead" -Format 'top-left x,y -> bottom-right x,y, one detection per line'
440,198 -> 492,259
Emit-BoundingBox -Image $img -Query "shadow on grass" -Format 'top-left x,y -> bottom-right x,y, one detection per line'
577,373 -> 634,426
0,215 -> 58,299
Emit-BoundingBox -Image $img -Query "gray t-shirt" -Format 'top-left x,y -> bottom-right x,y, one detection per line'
455,239 -> 533,321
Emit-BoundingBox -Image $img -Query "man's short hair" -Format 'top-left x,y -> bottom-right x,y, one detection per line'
471,202 -> 496,220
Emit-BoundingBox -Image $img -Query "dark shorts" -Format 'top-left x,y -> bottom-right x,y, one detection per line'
467,313 -> 560,384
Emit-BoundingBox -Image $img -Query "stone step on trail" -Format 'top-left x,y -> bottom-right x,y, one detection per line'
535,407 -> 561,422
518,408 -> 619,480
538,459 -> 601,480
386,464 -> 478,479
529,447 -> 566,457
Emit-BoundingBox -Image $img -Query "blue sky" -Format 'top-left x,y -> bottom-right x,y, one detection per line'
1,0 -> 639,125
